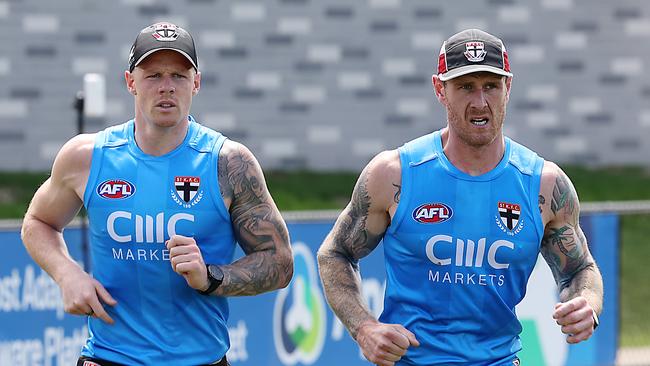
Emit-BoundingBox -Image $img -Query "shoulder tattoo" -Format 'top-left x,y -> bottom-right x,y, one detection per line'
218,153 -> 234,202
392,183 -> 401,204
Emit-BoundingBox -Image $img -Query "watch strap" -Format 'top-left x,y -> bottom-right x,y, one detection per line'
197,264 -> 223,295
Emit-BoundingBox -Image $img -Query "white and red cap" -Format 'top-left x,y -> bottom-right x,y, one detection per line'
437,28 -> 512,81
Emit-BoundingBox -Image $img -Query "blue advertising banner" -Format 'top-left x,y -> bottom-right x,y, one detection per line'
0,229 -> 87,366
0,214 -> 618,365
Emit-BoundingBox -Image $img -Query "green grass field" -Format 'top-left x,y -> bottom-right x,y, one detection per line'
2,166 -> 649,346
619,214 -> 650,347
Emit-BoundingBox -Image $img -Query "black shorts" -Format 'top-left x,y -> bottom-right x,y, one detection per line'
77,355 -> 229,366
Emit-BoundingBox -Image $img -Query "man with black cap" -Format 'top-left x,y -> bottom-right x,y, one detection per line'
317,28 -> 603,365
22,22 -> 293,366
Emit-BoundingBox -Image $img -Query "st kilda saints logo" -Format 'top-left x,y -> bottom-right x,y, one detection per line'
171,176 -> 203,208
151,22 -> 179,42
495,201 -> 524,236
464,41 -> 487,62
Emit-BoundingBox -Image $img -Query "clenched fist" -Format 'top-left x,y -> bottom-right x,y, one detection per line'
166,235 -> 209,291
553,296 -> 598,344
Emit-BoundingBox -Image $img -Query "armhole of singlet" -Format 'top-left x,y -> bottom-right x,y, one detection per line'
530,156 -> 545,249
386,146 -> 411,235
209,134 -> 231,222
83,131 -> 106,208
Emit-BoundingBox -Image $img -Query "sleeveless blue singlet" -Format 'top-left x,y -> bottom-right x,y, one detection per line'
381,130 -> 545,365
81,117 -> 236,365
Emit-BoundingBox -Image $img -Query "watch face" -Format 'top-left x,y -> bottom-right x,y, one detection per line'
209,265 -> 224,282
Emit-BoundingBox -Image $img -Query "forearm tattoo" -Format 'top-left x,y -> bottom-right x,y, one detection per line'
541,225 -> 588,289
217,148 -> 291,296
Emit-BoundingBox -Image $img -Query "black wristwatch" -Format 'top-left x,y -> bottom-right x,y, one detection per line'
197,264 -> 223,295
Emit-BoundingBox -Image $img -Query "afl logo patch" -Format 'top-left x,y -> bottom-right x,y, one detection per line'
412,203 -> 453,224
97,179 -> 135,199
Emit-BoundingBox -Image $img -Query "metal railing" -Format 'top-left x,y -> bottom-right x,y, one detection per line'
4,200 -> 650,229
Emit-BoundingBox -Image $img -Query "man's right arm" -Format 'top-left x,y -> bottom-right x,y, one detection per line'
317,150 -> 418,366
21,134 -> 116,323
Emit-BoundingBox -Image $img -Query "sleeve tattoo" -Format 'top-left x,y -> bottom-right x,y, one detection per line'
217,148 -> 291,296
317,169 -> 387,338
540,173 -> 601,303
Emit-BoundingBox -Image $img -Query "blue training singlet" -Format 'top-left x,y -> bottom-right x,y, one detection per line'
381,130 -> 545,365
81,117 -> 236,365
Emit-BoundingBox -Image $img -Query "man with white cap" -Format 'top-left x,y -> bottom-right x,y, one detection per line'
317,28 -> 603,365
22,22 -> 293,366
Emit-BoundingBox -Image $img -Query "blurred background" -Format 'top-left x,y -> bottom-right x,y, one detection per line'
0,0 -> 649,365
1,0 -> 649,170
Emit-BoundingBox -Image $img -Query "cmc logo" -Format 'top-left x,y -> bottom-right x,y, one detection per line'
412,203 -> 453,223
107,211 -> 194,243
425,235 -> 514,269
273,243 -> 326,365
97,179 -> 135,199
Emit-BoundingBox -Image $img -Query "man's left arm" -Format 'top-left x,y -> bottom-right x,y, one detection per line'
168,141 -> 293,296
216,142 -> 293,296
539,162 -> 604,344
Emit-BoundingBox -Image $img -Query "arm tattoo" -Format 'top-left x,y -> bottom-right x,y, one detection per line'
545,226 -> 581,259
550,175 -> 575,217
392,183 -> 401,204
318,168 -> 387,339
217,148 -> 291,296
538,195 -> 545,214
541,225 -> 590,291
331,170 -> 383,261
218,154 -> 234,202
541,171 -> 602,308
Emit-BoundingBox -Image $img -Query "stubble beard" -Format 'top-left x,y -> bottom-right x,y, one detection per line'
447,104 -> 507,148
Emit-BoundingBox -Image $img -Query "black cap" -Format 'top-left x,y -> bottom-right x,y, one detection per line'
437,29 -> 512,81
128,22 -> 198,72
